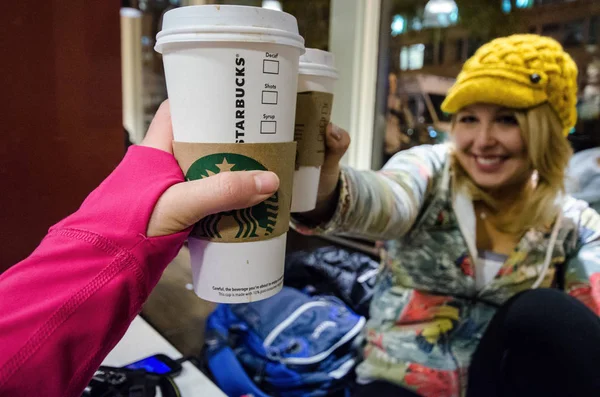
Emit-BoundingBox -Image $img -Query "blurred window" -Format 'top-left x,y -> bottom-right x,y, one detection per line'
424,43 -> 436,66
590,16 -> 599,45
400,44 -> 425,71
467,38 -> 483,58
541,23 -> 561,42
455,39 -> 464,62
563,20 -> 584,47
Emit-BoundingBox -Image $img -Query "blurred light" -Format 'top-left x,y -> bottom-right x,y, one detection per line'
449,9 -> 459,23
504,0 -> 533,13
391,15 -> 406,36
262,0 -> 282,11
516,0 -> 533,8
425,0 -> 456,14
412,18 -> 423,31
120,7 -> 142,18
407,129 -> 414,136
423,0 -> 458,28
429,130 -> 438,138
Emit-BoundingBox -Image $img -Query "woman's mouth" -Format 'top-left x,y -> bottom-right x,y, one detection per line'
472,155 -> 508,172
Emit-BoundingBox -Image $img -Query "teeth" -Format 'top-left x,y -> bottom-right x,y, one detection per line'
476,157 -> 501,165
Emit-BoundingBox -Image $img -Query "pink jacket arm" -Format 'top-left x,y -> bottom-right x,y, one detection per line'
0,146 -> 189,396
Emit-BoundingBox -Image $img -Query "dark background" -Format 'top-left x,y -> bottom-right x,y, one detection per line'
0,1 -> 124,270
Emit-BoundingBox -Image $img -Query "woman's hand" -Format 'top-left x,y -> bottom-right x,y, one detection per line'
142,101 -> 280,237
296,123 -> 350,223
315,123 -> 351,206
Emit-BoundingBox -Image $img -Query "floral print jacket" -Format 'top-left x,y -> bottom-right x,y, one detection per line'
293,144 -> 600,397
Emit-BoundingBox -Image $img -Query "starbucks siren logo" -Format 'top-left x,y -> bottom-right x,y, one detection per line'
186,153 -> 279,240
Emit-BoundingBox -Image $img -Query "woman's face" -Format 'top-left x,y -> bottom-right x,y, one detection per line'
453,103 -> 530,191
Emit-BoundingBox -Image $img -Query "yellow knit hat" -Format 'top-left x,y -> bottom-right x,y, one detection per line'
441,34 -> 578,136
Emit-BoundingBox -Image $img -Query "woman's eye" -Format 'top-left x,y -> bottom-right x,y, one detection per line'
497,115 -> 518,125
458,115 -> 477,123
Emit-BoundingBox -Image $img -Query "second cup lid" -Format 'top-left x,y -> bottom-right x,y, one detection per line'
299,48 -> 338,79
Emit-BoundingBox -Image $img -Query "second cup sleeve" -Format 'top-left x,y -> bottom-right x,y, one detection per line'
294,91 -> 334,169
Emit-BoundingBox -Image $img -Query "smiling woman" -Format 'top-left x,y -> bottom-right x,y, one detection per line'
293,34 -> 600,397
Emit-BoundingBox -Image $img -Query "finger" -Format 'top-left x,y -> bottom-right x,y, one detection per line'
141,100 -> 174,154
323,123 -> 350,169
161,170 -> 280,229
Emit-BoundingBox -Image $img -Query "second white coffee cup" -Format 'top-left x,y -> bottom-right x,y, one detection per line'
291,49 -> 338,213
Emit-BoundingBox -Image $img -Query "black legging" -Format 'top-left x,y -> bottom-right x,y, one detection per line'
353,289 -> 600,397
467,288 -> 600,396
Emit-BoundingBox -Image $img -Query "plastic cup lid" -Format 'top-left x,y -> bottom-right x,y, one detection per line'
155,5 -> 305,52
299,48 -> 338,79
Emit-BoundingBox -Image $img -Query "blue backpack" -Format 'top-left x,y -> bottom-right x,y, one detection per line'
204,287 -> 366,397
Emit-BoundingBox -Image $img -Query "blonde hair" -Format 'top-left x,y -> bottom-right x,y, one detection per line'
452,103 -> 572,234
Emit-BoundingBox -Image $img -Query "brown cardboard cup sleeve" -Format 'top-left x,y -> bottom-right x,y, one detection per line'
172,141 -> 297,243
294,91 -> 334,169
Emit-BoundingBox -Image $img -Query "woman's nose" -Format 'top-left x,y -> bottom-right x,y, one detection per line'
472,122 -> 497,148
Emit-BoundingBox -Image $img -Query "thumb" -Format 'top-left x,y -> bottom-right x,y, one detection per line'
140,100 -> 173,153
147,170 -> 280,237
323,123 -> 350,170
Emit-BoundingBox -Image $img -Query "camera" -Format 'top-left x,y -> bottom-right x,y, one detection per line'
82,366 -> 158,397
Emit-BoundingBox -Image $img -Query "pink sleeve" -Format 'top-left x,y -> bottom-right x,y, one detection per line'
0,146 -> 189,397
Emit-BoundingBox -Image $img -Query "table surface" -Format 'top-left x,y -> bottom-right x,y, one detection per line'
103,316 -> 226,397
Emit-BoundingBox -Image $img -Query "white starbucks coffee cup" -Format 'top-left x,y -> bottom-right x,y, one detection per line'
291,49 -> 338,213
155,5 -> 305,303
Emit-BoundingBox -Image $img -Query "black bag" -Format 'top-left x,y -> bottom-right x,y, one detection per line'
285,246 -> 380,317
